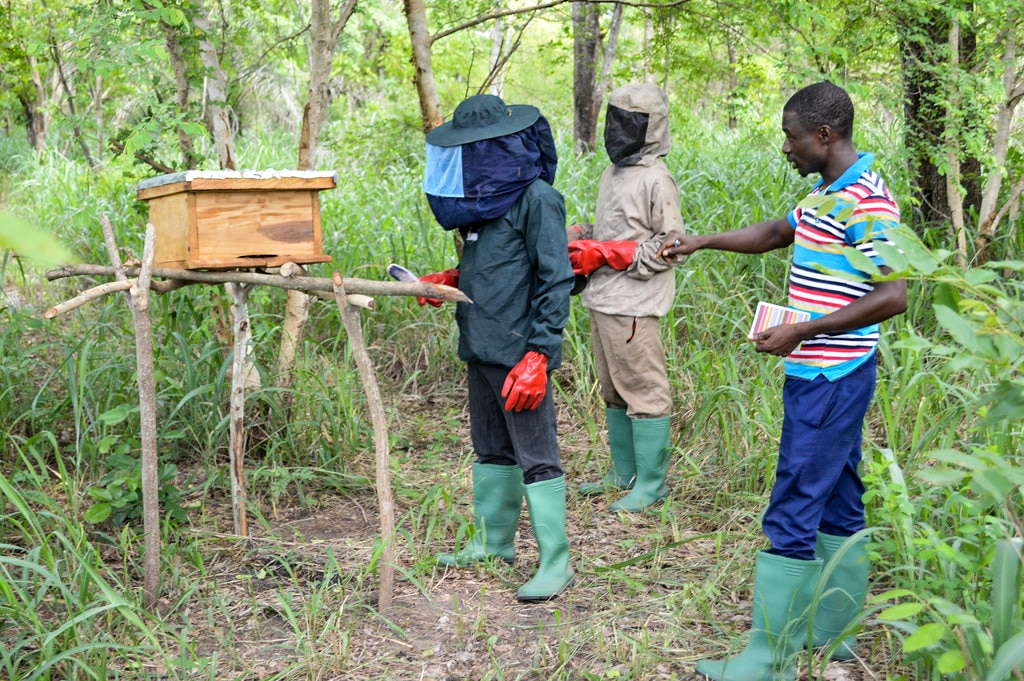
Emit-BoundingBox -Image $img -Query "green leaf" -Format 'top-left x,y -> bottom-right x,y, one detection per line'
97,434 -> 119,454
98,404 -> 133,426
835,204 -> 855,222
937,649 -> 965,673
84,502 -> 113,523
891,332 -> 933,353
903,622 -> 947,652
0,212 -> 74,265
971,468 -> 1016,503
933,282 -> 962,311
991,539 -> 1023,649
985,631 -> 1024,681
978,380 -> 1024,426
871,588 -> 919,603
964,268 -> 998,285
879,602 -> 925,620
884,229 -> 940,274
840,246 -> 881,277
872,240 -> 908,272
161,8 -> 185,26
987,259 -> 1024,272
915,466 -> 965,486
87,485 -> 113,502
934,304 -> 979,352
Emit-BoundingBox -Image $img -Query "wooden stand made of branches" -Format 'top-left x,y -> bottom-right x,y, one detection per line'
46,221 -> 469,610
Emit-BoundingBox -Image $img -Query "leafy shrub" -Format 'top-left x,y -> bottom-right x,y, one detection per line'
865,227 -> 1024,680
85,452 -> 187,527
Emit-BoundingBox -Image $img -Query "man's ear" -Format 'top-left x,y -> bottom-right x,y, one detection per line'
816,125 -> 834,144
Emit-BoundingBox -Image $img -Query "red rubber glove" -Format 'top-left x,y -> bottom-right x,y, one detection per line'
501,351 -> 549,412
417,268 -> 460,307
567,240 -> 638,275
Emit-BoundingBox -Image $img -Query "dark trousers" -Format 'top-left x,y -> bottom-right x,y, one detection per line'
467,363 -> 563,485
763,356 -> 877,560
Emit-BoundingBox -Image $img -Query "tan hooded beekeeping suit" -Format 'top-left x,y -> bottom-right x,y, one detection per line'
579,83 -> 686,318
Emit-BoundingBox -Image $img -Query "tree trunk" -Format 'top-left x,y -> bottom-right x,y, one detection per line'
572,2 -> 601,154
572,3 -> 622,156
194,0 -> 235,170
24,54 -> 57,152
594,4 -> 622,116
404,0 -> 444,134
899,9 -> 950,231
298,0 -> 357,170
974,8 -> 1024,264
726,42 -> 738,130
489,12 -> 507,96
944,16 -> 968,266
642,12 -> 654,83
161,20 -> 199,170
897,2 -> 982,238
47,37 -> 98,168
226,282 -> 253,537
280,0 -> 358,394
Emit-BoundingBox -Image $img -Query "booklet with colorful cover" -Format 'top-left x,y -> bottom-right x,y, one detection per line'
748,301 -> 811,339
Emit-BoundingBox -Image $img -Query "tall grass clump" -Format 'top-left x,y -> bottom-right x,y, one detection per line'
0,438 -> 180,679
855,228 -> 1024,680
663,121 -> 809,501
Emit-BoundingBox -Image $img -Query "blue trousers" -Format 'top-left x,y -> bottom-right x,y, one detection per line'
467,363 -> 564,485
762,356 -> 877,560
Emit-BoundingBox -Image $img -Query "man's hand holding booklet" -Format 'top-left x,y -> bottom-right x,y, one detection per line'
748,302 -> 810,341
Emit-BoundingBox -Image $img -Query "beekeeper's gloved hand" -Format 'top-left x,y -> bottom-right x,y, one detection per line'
416,268 -> 460,307
567,240 -> 638,276
501,351 -> 548,412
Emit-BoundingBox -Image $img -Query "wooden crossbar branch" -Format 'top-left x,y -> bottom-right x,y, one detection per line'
46,222 -> 469,611
44,263 -> 469,318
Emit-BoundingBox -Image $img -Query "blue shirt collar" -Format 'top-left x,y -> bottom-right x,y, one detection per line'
814,152 -> 874,193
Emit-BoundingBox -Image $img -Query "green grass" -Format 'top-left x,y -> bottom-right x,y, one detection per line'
1,115 -> 1022,679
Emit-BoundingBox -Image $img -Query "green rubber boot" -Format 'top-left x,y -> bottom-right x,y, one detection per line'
812,532 -> 870,661
516,476 -> 575,602
695,551 -> 823,681
609,416 -> 670,512
579,408 -> 636,495
437,463 -> 523,566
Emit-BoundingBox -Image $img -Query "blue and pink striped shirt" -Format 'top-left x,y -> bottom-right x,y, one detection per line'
784,153 -> 899,381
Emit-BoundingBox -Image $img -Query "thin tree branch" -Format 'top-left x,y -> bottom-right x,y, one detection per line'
43,279 -> 176,318
431,0 -> 691,44
479,16 -> 529,93
108,138 -> 177,174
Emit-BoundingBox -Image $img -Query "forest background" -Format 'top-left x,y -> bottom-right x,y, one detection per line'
0,0 -> 1023,679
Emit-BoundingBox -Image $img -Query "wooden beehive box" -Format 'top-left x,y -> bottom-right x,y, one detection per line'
136,170 -> 337,270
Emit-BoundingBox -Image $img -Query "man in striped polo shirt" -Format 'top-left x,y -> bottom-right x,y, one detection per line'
661,81 -> 908,681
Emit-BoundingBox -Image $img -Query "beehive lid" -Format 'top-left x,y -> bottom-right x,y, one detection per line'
137,169 -> 338,200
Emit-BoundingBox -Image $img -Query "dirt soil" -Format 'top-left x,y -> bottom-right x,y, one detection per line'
155,399 -> 890,681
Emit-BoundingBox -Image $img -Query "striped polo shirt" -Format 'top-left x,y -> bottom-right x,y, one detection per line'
784,153 -> 899,381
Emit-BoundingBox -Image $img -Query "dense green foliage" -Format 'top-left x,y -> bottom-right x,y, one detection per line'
3,100 -> 1024,677
1,0 -> 1023,678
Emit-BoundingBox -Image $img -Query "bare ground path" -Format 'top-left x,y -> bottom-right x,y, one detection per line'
159,400 -> 889,680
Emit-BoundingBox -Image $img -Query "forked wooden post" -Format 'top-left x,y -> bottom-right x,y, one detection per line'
226,281 -> 254,537
99,216 -> 161,606
332,272 -> 396,610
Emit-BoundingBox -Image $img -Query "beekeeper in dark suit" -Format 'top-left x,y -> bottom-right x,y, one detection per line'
415,94 -> 575,602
